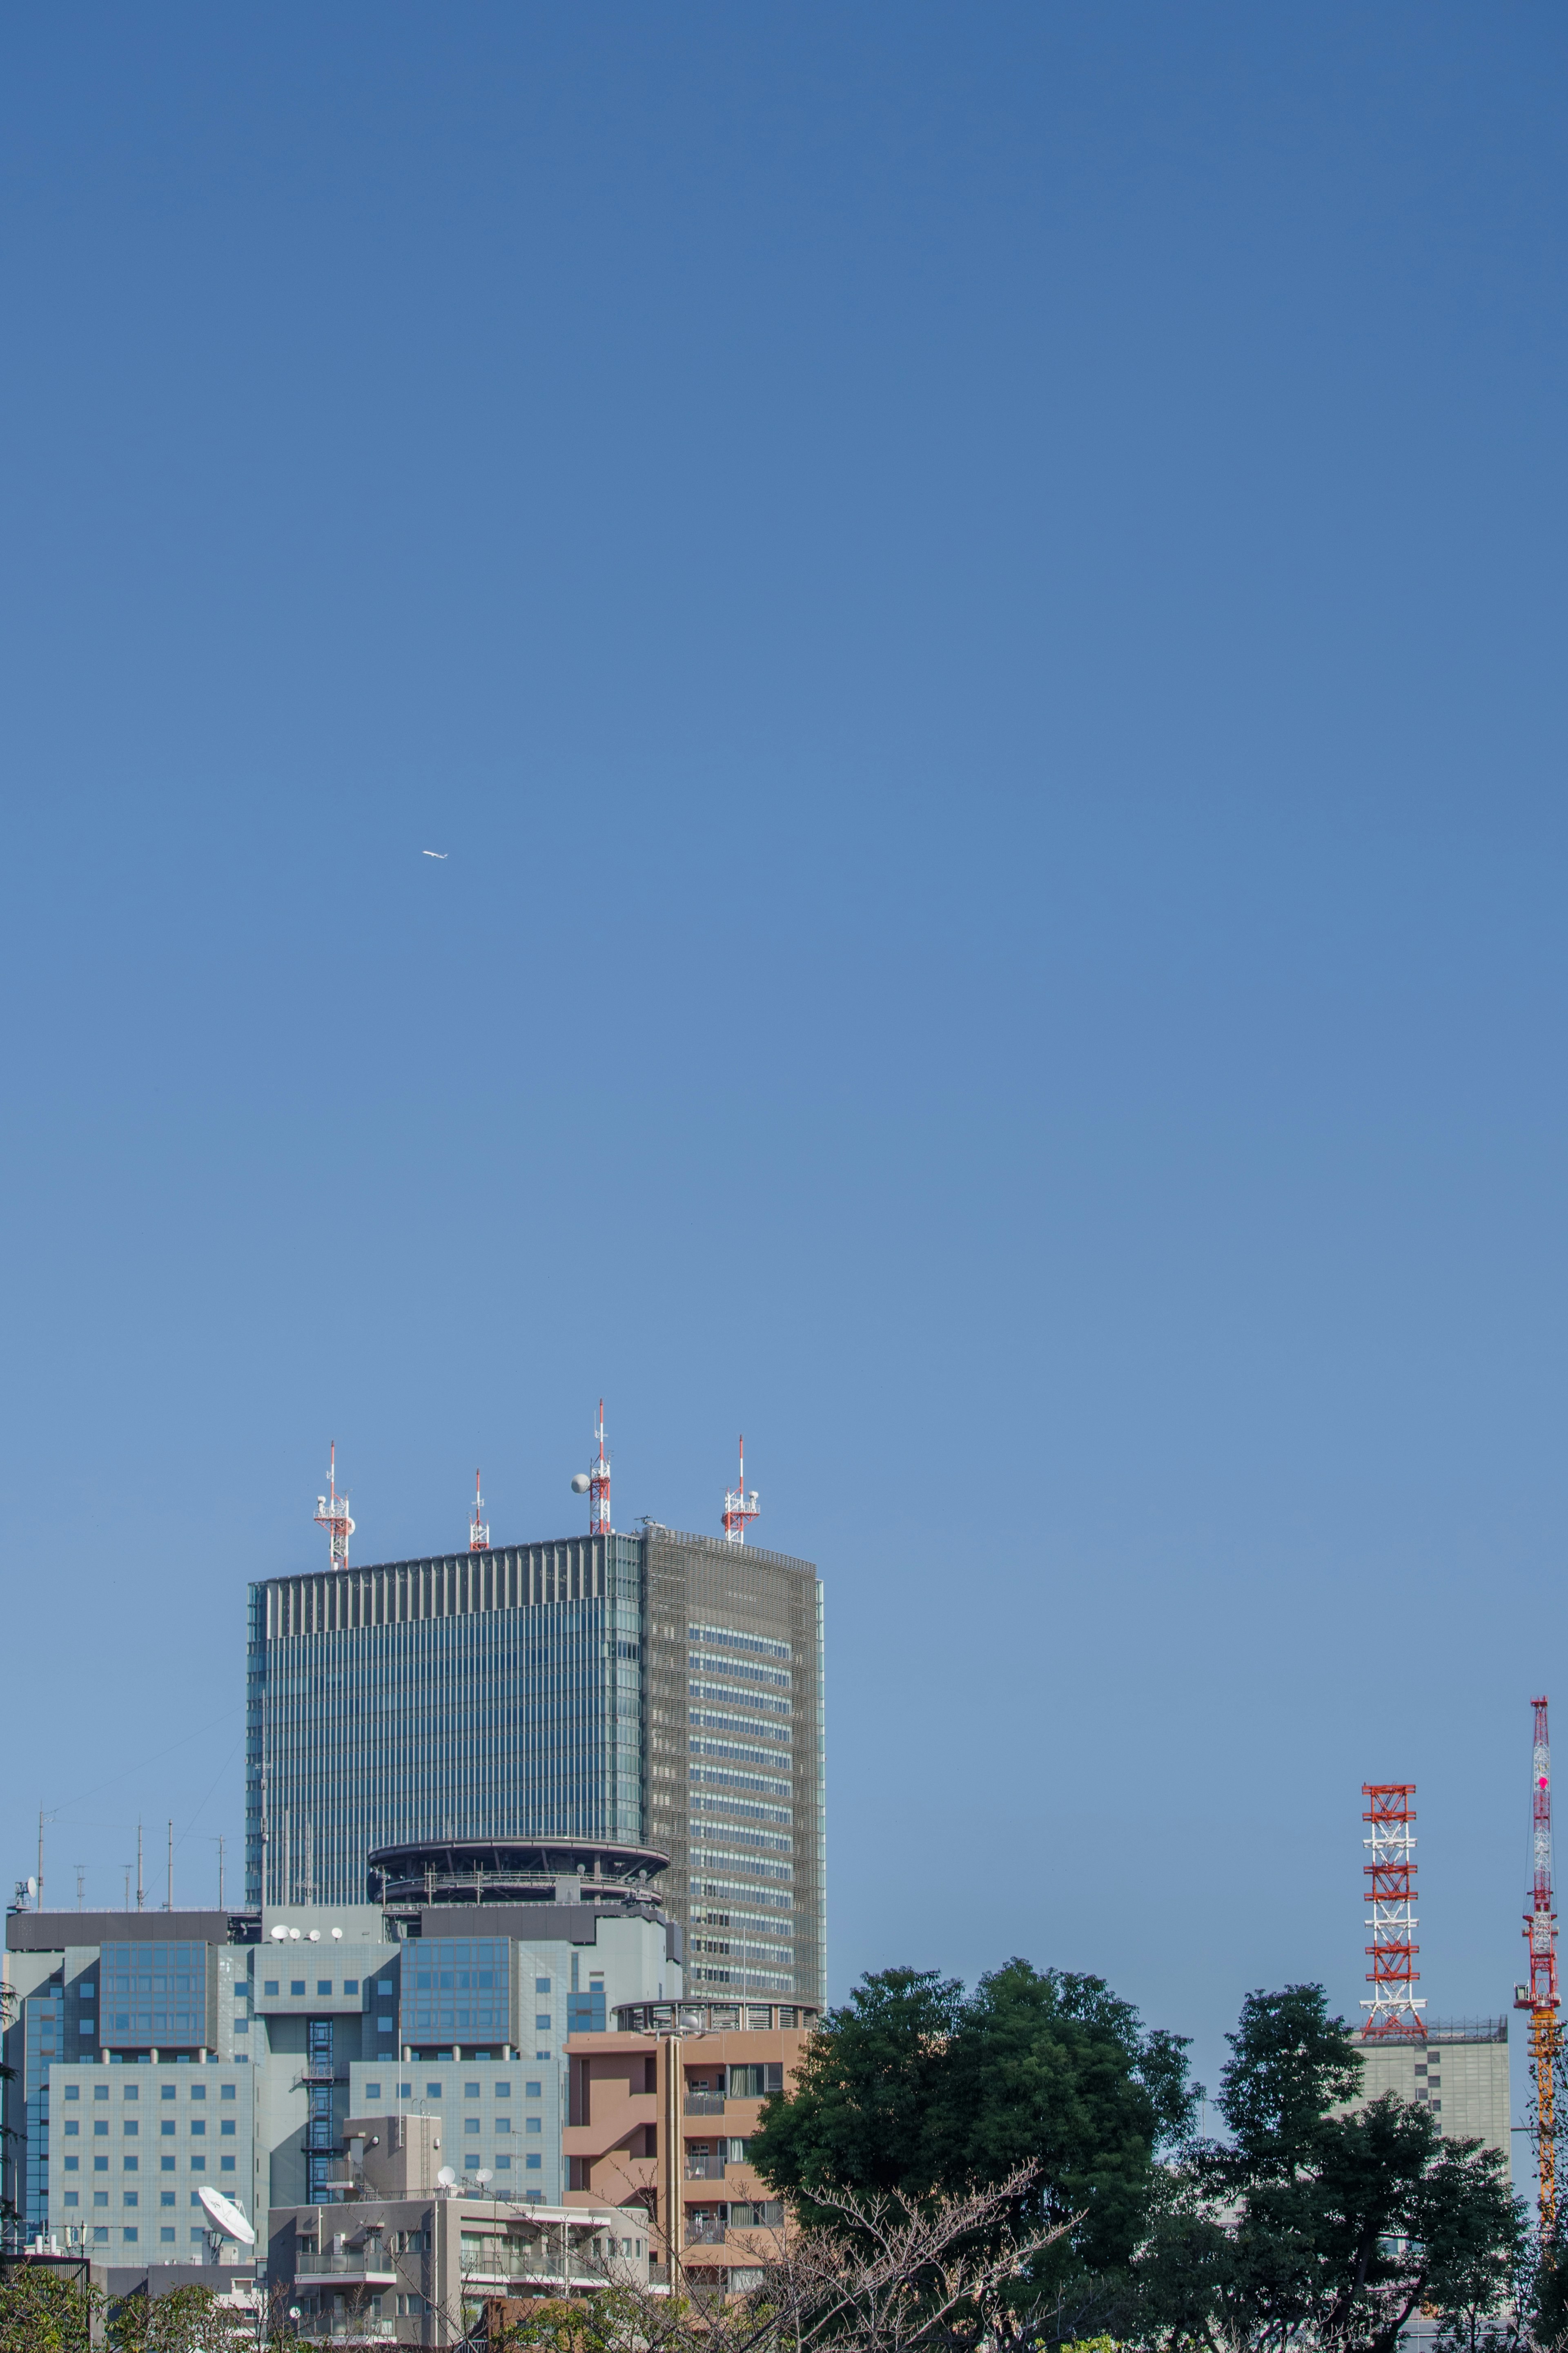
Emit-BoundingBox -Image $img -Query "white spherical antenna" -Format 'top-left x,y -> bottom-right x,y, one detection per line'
437,2166 -> 457,2189
571,1472 -> 591,1494
198,2185 -> 257,2246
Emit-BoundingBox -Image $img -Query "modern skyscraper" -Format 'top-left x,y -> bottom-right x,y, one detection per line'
246,1523 -> 825,2005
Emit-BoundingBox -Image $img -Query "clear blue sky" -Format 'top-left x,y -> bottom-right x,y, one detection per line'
4,4 -> 1567,2117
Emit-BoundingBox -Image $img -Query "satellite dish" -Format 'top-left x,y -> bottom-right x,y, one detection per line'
198,2185 -> 257,2247
475,2168 -> 493,2186
330,1927 -> 343,1941
270,1926 -> 288,1942
25,1878 -> 36,1898
571,1472 -> 591,1494
288,1929 -> 301,1941
307,1930 -> 321,1943
437,2166 -> 457,2188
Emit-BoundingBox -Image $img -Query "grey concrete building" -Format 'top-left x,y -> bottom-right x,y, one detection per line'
2,1847 -> 679,2278
247,1523 -> 826,2006
1350,2017 -> 1512,2168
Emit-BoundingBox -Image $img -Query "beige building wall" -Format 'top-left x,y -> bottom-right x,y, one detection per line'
1349,2021 -> 1510,2175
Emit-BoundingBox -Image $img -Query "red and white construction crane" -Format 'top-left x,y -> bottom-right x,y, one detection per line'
313,1442 -> 354,1571
1360,1784 -> 1425,2041
1518,1697 -> 1561,2232
470,1469 -> 490,1552
722,1436 -> 760,1545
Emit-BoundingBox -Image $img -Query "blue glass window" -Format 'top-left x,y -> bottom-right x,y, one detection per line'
65,2158 -> 79,2172
403,1942 -> 509,2043
160,2227 -> 176,2242
525,2083 -> 541,2099
526,2155 -> 542,2171
64,2192 -> 79,2205
497,2155 -> 512,2170
343,1981 -> 358,1995
263,1982 -> 278,1996
317,1981 -> 332,1997
290,1981 -> 305,1997
161,2193 -> 175,2207
535,1979 -> 551,1994
366,2083 -> 381,2099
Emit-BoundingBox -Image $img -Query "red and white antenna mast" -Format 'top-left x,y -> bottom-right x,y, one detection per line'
1360,1783 -> 1425,2041
588,1399 -> 610,1537
722,1436 -> 760,1544
313,1442 -> 354,1572
470,1468 -> 490,1553
1519,1698 -> 1561,2230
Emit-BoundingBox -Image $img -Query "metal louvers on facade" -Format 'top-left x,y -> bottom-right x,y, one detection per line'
643,1526 -> 826,2007
245,1535 -> 645,1908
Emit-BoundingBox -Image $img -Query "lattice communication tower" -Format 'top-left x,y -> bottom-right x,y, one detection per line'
589,1399 -> 611,1537
1518,1697 -> 1561,2233
313,1441 -> 354,1571
722,1435 -> 760,1544
1361,1783 -> 1425,2041
470,1468 -> 490,1552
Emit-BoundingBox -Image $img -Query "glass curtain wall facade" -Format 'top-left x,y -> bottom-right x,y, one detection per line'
246,1537 -> 644,1909
246,1524 -> 826,2005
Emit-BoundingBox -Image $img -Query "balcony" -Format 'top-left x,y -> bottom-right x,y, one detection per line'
685,2156 -> 726,2181
684,2096 -> 726,2117
294,2251 -> 398,2287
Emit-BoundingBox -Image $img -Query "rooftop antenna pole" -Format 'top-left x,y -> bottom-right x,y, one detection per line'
722,1435 -> 760,1545
165,1819 -> 173,1912
470,1468 -> 490,1553
314,1441 -> 354,1571
589,1400 -> 611,1537
1360,1784 -> 1425,2041
136,1822 -> 145,1912
75,1865 -> 85,1913
216,1836 -> 225,1913
1520,1698 -> 1561,2235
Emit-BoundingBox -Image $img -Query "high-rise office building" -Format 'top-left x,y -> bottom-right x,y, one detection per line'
247,1523 -> 825,2005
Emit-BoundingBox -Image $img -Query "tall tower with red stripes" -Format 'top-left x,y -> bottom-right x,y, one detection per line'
1361,1783 -> 1425,2041
469,1469 -> 490,1552
1520,1697 -> 1561,2231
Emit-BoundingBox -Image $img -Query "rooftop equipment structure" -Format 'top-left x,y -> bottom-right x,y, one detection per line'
587,1399 -> 610,1536
1361,1783 -> 1425,2041
1517,1697 -> 1561,2232
470,1468 -> 489,1552
722,1435 -> 760,1544
313,1442 -> 354,1571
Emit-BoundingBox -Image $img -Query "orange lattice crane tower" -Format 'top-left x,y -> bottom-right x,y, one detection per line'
1518,1697 -> 1561,2232
1361,1784 -> 1425,2041
313,1442 -> 354,1570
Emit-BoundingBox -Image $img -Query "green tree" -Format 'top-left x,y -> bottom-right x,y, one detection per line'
1131,1987 -> 1523,2353
109,2279 -> 253,2351
0,2262 -> 103,2353
750,1960 -> 1197,2337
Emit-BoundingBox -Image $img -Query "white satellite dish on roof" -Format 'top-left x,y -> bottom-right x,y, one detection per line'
307,1930 -> 320,1943
270,1926 -> 287,1942
474,2168 -> 493,2186
437,2166 -> 457,2189
198,2185 -> 257,2247
330,1927 -> 343,1940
